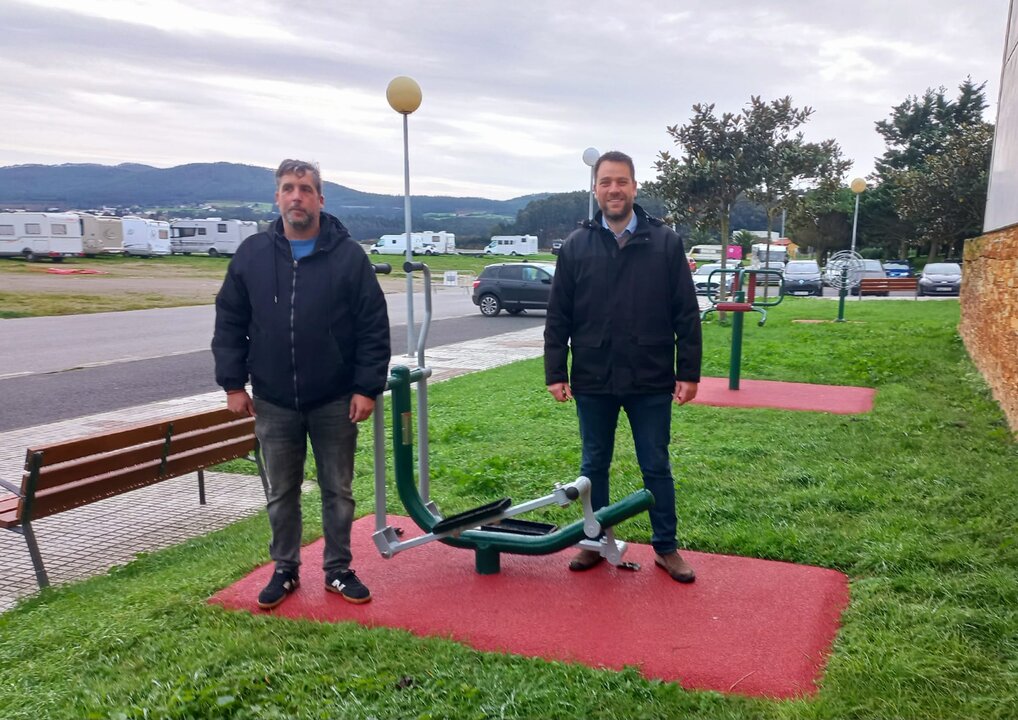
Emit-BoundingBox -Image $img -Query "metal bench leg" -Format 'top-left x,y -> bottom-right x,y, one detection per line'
197,468 -> 206,505
21,521 -> 50,588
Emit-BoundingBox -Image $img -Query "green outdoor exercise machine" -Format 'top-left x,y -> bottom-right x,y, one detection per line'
699,266 -> 785,390
370,262 -> 654,574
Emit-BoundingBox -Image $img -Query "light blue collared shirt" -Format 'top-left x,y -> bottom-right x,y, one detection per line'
602,212 -> 637,241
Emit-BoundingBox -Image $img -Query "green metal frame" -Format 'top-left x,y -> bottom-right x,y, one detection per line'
700,268 -> 785,390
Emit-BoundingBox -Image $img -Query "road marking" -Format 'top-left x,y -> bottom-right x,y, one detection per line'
0,348 -> 210,379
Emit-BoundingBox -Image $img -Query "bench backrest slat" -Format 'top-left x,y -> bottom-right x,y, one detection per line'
11,409 -> 257,525
24,408 -> 243,467
21,435 -> 256,521
28,418 -> 255,493
859,277 -> 917,290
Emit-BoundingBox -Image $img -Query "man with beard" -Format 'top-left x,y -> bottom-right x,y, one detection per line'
213,159 -> 390,609
544,150 -> 702,583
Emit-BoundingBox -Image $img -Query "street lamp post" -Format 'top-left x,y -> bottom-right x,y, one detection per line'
836,177 -> 867,321
849,177 -> 866,254
582,147 -> 599,220
387,76 -> 423,356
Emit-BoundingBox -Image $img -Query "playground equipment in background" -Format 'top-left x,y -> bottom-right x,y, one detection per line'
370,262 -> 654,574
700,266 -> 785,390
824,250 -> 865,322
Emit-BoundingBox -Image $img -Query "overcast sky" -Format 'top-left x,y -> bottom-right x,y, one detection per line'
1,0 -> 1009,200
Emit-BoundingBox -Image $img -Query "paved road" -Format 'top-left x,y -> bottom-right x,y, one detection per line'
0,291 -> 546,431
0,288 -> 479,379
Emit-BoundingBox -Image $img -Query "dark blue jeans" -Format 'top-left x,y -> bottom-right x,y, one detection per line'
254,396 -> 358,575
574,392 -> 677,555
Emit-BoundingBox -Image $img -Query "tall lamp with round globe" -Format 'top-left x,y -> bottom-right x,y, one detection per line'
387,76 -> 422,355
849,177 -> 866,254
582,147 -> 599,220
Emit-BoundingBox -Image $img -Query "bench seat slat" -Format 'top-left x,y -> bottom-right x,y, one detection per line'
0,496 -> 19,528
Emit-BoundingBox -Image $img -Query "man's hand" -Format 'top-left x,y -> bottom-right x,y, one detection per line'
674,381 -> 698,405
349,393 -> 375,422
226,390 -> 255,416
547,382 -> 573,403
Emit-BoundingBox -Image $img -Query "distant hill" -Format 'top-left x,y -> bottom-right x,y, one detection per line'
0,162 -> 549,241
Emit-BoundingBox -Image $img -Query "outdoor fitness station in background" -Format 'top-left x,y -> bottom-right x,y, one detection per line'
700,267 -> 785,390
370,262 -> 653,574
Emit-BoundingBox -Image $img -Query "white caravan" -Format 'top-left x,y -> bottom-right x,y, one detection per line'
0,211 -> 84,261
418,230 -> 456,254
485,234 -> 538,256
370,233 -> 441,255
121,217 -> 171,256
79,214 -> 123,255
170,218 -> 258,256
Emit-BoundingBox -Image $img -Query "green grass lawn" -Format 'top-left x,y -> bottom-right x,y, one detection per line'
2,300 -> 1016,719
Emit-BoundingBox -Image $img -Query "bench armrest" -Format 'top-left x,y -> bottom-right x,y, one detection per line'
0,478 -> 23,495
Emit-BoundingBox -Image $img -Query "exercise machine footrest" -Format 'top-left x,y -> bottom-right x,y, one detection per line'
480,518 -> 558,536
432,497 -> 512,535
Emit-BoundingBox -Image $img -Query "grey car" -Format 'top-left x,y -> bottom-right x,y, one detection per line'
471,262 -> 556,316
918,262 -> 962,296
781,260 -> 823,296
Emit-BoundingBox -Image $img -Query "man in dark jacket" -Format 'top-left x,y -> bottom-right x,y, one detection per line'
213,159 -> 390,609
544,150 -> 702,583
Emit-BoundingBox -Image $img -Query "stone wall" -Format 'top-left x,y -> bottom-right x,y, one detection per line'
960,225 -> 1018,435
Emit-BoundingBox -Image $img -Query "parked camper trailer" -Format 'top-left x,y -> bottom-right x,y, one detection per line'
418,231 -> 456,254
370,233 -> 441,255
79,214 -> 123,255
0,211 -> 84,261
122,217 -> 171,256
485,235 -> 538,256
170,218 -> 257,256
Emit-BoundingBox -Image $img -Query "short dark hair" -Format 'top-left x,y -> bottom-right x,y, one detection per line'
275,159 -> 322,194
594,151 -> 636,182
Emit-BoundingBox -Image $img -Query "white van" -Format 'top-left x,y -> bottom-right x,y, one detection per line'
170,218 -> 257,256
79,214 -> 123,255
0,211 -> 84,261
688,244 -> 723,263
370,233 -> 440,255
485,235 -> 538,256
122,217 -> 171,256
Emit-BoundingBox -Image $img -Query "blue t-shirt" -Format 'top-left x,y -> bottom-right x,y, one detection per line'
289,236 -> 317,260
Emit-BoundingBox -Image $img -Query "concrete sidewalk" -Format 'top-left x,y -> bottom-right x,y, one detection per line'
0,325 -> 546,611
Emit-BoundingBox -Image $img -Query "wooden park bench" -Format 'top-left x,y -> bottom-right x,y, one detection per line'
856,276 -> 919,298
0,407 -> 263,588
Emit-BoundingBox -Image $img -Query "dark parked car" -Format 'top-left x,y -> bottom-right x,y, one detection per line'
883,259 -> 914,278
918,262 -> 962,296
781,260 -> 823,296
472,262 -> 556,316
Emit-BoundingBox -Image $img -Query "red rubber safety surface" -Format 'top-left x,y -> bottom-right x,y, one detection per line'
210,515 -> 850,698
692,377 -> 875,414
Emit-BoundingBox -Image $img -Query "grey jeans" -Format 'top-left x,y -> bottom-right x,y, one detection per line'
254,396 -> 358,575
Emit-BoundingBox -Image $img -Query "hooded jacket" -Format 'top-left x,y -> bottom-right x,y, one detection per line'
212,212 -> 390,410
544,204 -> 702,395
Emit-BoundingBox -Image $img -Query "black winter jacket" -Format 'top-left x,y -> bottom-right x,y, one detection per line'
544,204 -> 702,395
212,212 -> 390,410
